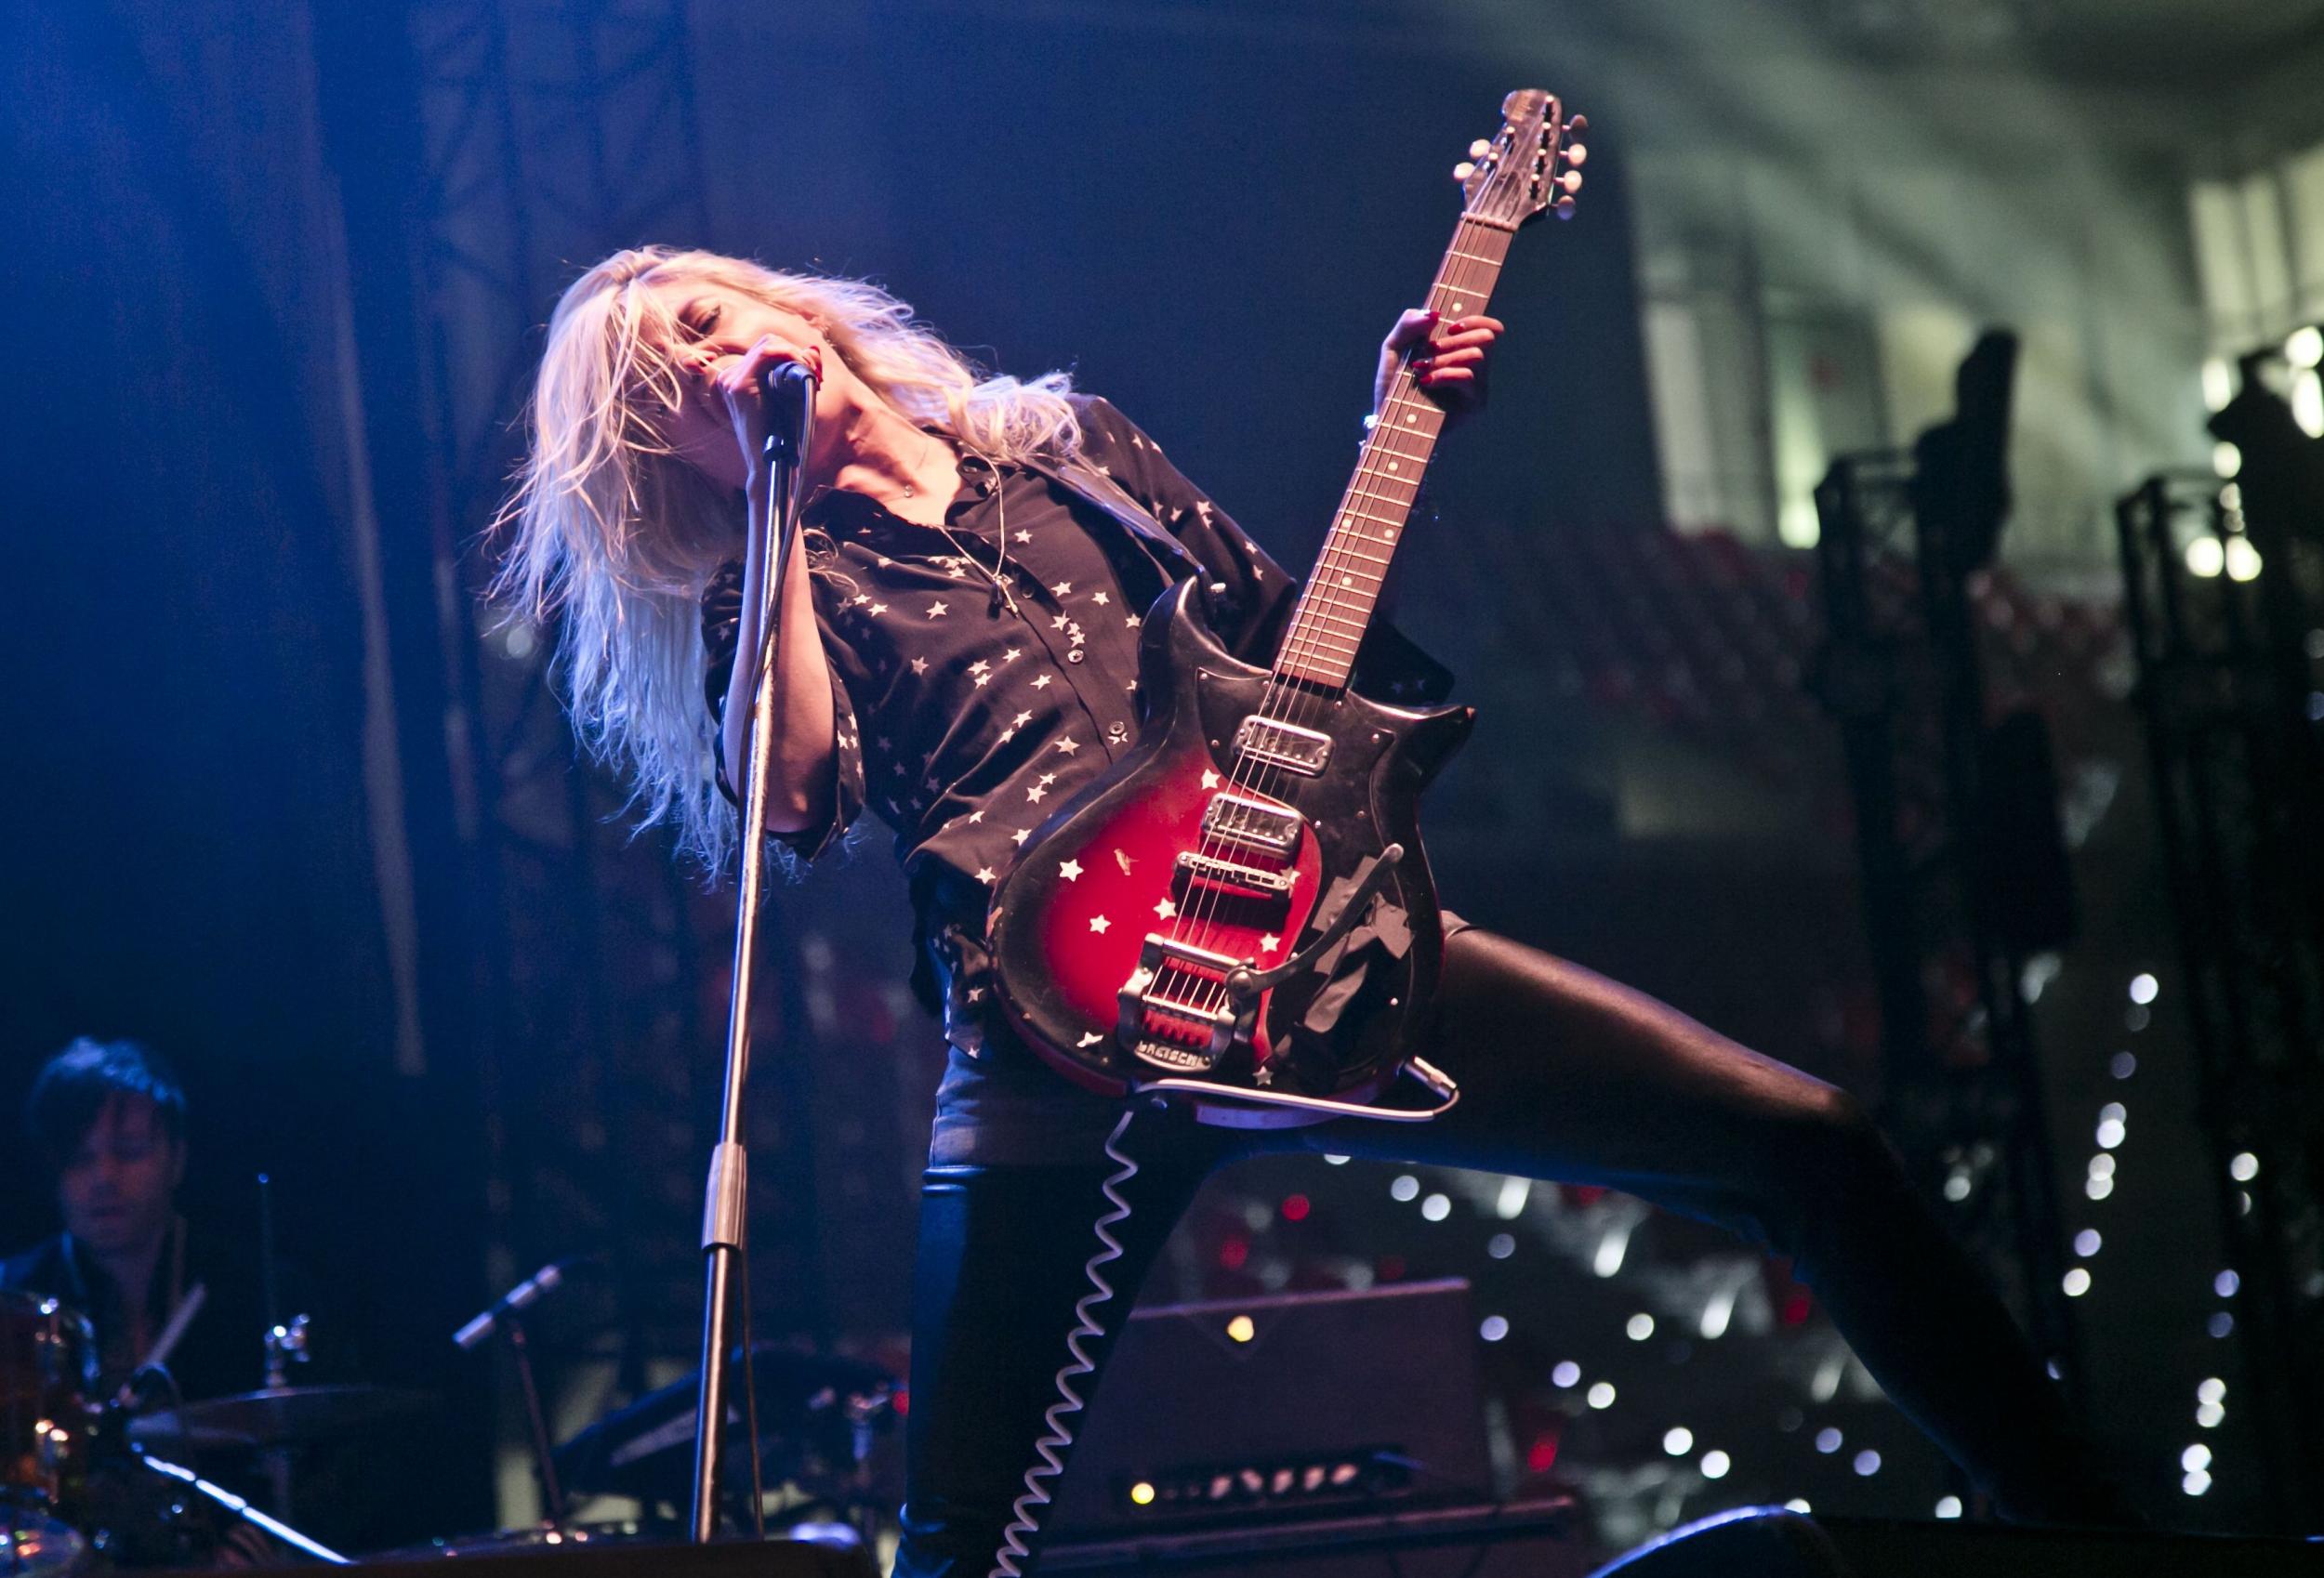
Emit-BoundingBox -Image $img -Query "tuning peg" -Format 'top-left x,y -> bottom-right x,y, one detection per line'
1557,170 -> 1583,193
1469,138 -> 1492,158
1554,195 -> 1577,218
1564,142 -> 1588,167
1454,161 -> 1476,181
1566,114 -> 1588,135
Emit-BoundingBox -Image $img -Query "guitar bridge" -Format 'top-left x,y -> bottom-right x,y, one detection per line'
1118,936 -> 1257,1073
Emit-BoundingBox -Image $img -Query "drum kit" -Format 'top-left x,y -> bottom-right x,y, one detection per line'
3,1289 -> 898,1572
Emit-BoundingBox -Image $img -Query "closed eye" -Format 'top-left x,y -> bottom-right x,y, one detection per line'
678,299 -> 722,338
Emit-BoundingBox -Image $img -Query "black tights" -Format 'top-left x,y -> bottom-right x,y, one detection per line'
893,927 -> 2120,1576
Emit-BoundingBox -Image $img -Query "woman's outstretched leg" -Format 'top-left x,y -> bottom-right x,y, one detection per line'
1314,926 -> 2127,1524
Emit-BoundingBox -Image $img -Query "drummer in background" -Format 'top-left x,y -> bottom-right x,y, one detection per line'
0,1037 -> 316,1402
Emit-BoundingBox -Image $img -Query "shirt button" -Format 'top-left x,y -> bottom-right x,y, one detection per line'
1106,721 -> 1129,743
1067,649 -> 1087,664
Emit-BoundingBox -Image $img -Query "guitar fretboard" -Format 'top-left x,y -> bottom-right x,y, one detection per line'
1271,213 -> 1516,694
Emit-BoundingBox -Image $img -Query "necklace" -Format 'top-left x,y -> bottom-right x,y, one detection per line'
935,448 -> 1020,618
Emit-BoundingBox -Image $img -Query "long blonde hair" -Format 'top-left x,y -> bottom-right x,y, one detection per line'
494,246 -> 1083,872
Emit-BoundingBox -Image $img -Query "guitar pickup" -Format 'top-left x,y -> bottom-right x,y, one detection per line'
1235,717 -> 1333,777
1201,794 -> 1305,859
1175,850 -> 1295,896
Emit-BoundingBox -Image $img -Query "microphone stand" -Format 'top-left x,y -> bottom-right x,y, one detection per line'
689,366 -> 815,1544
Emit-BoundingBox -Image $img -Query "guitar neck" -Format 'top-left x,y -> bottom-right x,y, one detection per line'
1271,213 -> 1516,694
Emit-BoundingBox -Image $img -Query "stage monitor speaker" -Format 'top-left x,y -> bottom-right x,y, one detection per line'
1048,1278 -> 1491,1539
347,1537 -> 874,1578
1590,1506 -> 2321,1578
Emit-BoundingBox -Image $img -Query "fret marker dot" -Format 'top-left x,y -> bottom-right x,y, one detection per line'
1388,461 -> 1400,471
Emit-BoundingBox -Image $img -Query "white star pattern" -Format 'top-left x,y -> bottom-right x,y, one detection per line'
869,602 -> 888,615
976,867 -> 997,884
970,660 -> 990,676
1126,613 -> 1142,628
1201,769 -> 1221,789
926,601 -> 948,618
1089,914 -> 1112,934
1055,737 -> 1079,755
1092,592 -> 1110,606
969,809 -> 984,823
1011,828 -> 1031,845
1058,859 -> 1083,882
1002,648 -> 1022,663
1032,675 -> 1052,689
973,672 -> 991,687
1013,711 -> 1033,728
1260,934 -> 1280,952
1154,898 -> 1176,919
1077,1031 -> 1105,1047
1014,530 -> 1032,544
911,656 -> 929,674
1050,581 -> 1072,597
1026,783 -> 1047,803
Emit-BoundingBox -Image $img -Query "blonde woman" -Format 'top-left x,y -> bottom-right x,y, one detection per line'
502,247 -> 2124,1573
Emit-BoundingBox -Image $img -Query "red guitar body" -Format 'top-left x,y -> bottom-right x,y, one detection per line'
987,579 -> 1472,1120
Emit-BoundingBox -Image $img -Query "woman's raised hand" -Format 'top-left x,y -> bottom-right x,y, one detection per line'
1375,309 -> 1503,427
716,335 -> 817,488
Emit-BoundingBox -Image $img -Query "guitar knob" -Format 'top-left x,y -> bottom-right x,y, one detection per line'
1564,142 -> 1588,167
1558,170 -> 1583,193
1554,195 -> 1577,218
1453,161 -> 1476,181
1469,138 -> 1492,158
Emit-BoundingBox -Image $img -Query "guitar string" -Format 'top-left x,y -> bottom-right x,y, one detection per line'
1161,212 -> 1507,1013
1156,215 -> 1508,1036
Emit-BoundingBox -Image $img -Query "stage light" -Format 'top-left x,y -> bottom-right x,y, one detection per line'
2292,371 -> 2323,439
1281,1193 -> 1310,1221
2209,1312 -> 2235,1338
2101,1101 -> 2126,1123
1700,1450 -> 1731,1479
1586,1382 -> 1617,1410
1420,1192 -> 1452,1221
1226,1315 -> 1256,1344
1593,1223 -> 1631,1278
1815,1427 -> 1842,1454
1391,1174 -> 1419,1201
1699,1289 -> 1736,1339
2089,1154 -> 2116,1181
2225,536 -> 2263,582
2184,1468 -> 2212,1496
2199,1377 -> 2226,1404
2215,1269 -> 2238,1296
1935,1496 -> 1962,1519
2212,441 -> 2241,479
2287,325 -> 2323,369
1480,1315 -> 1510,1342
1664,1427 -> 1694,1456
1496,1177 -> 1531,1218
1853,1450 -> 1882,1477
1130,1481 -> 1156,1506
1324,1153 -> 1350,1165
1487,1232 -> 1516,1259
2184,538 -> 2225,578
2085,1176 -> 2114,1201
1626,1313 -> 1656,1341
2111,1051 -> 2137,1079
1784,1499 -> 1812,1514
1552,1361 -> 1581,1387
1943,1169 -> 1973,1203
2129,973 -> 2159,1004
2096,1116 -> 2125,1149
2074,1230 -> 2102,1256
2182,1443 -> 2212,1471
2063,1268 -> 2092,1297
2202,358 -> 2233,412
2198,1401 -> 2225,1428
2229,1151 -> 2259,1181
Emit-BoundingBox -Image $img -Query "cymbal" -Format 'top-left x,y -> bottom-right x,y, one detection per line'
130,1385 -> 434,1449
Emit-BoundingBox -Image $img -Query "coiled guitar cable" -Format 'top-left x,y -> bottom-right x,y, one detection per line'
986,1104 -> 1142,1578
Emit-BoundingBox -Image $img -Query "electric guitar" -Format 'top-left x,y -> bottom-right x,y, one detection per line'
988,90 -> 1587,1124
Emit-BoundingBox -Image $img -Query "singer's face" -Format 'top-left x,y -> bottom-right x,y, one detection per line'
646,279 -> 829,493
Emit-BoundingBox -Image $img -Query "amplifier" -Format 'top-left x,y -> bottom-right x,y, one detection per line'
1049,1278 -> 1492,1539
1042,1495 -> 1581,1576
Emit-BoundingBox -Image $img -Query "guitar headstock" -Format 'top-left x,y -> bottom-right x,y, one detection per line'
1456,89 -> 1587,228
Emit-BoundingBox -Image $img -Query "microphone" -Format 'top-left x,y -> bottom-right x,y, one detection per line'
454,1256 -> 589,1350
759,358 -> 818,465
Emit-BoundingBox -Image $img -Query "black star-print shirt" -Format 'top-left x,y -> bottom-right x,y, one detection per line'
702,395 -> 1451,998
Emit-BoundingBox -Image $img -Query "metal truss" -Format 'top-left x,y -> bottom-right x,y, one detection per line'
1810,452 -> 2080,1408
2116,472 -> 2324,1522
